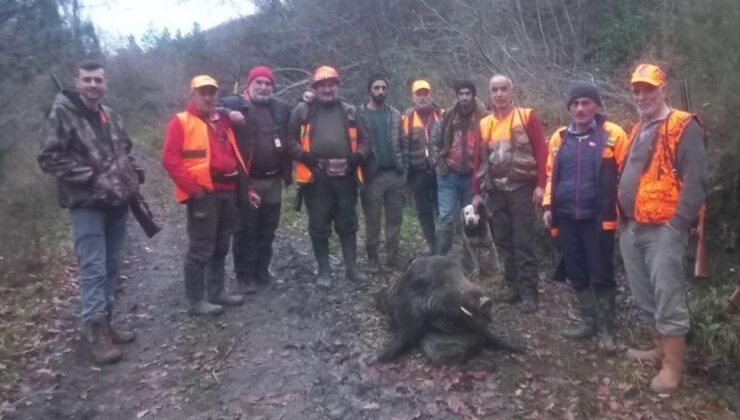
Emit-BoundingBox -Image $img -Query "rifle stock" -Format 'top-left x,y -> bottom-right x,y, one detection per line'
130,193 -> 162,238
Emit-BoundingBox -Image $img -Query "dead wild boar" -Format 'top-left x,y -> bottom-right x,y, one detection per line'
375,256 -> 525,363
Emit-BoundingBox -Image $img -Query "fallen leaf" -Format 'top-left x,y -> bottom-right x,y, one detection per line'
136,409 -> 149,418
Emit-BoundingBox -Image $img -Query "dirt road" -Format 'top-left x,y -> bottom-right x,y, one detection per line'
3,168 -> 737,419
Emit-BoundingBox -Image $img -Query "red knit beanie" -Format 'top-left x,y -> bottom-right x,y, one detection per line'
247,66 -> 274,86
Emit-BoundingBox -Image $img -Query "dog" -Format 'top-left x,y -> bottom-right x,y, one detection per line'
461,202 -> 500,276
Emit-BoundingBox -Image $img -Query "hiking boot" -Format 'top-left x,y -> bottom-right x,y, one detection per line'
626,327 -> 664,365
85,315 -> 123,364
341,234 -> 368,282
562,289 -> 597,340
650,335 -> 685,394
236,279 -> 258,295
312,237 -> 333,289
210,292 -> 245,306
519,294 -> 539,314
494,286 -> 521,304
188,300 -> 224,316
595,287 -> 617,353
435,227 -> 453,256
106,305 -> 135,344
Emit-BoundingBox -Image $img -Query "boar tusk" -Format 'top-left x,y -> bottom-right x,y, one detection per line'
460,306 -> 474,317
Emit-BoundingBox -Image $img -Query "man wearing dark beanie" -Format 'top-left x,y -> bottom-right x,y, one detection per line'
359,73 -> 406,271
542,81 -> 627,351
219,65 -> 293,294
430,80 -> 486,273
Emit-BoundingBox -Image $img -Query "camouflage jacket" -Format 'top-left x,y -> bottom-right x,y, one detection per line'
38,92 -> 142,209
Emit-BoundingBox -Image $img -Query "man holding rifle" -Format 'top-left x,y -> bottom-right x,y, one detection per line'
619,63 -> 708,394
39,60 -> 143,364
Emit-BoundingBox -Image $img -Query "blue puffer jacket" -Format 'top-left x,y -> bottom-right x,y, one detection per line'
552,120 -> 608,220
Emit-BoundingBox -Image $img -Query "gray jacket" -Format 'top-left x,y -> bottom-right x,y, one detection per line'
38,92 -> 142,209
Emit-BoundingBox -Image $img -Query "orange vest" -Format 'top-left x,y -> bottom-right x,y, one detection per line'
173,112 -> 247,203
629,110 -> 701,224
294,121 -> 364,185
478,108 -> 537,185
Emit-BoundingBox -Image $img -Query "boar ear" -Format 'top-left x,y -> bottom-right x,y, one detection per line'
478,296 -> 492,311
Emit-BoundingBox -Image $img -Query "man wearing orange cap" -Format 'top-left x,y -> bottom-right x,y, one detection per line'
219,66 -> 292,294
162,75 -> 252,316
402,80 -> 445,255
618,64 -> 707,394
286,65 -> 371,288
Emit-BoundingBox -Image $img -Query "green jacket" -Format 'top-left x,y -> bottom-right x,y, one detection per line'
359,103 -> 407,179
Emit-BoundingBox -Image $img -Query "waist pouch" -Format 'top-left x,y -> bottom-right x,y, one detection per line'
211,170 -> 239,183
324,159 -> 349,177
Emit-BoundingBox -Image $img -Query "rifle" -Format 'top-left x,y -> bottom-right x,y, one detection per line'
294,185 -> 304,212
233,63 -> 243,94
681,80 -> 708,278
51,73 -> 162,238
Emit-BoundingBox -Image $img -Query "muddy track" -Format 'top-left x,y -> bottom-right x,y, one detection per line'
5,166 -> 737,420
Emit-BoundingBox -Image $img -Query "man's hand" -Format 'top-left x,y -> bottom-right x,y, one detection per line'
347,152 -> 364,169
247,186 -> 262,208
472,194 -> 484,208
542,210 -> 552,228
228,110 -> 246,125
191,186 -> 207,200
302,91 -> 316,103
300,151 -> 320,170
533,186 -> 544,206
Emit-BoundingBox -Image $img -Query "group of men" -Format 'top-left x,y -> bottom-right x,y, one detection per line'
40,59 -> 705,395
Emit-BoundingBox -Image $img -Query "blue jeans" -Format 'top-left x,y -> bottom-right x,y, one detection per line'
70,206 -> 128,321
437,172 -> 472,227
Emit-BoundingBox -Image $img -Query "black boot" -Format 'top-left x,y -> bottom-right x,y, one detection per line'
311,237 -> 332,289
435,227 -> 453,256
519,287 -> 539,314
340,233 -> 368,282
419,217 -> 436,256
562,288 -> 597,339
366,246 -> 381,274
595,286 -> 617,353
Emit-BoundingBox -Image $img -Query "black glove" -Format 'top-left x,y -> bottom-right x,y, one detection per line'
300,151 -> 319,170
347,152 -> 364,169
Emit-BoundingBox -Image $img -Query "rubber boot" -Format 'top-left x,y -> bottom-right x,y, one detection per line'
86,315 -> 123,364
626,327 -> 664,365
106,304 -> 135,344
562,288 -> 597,339
312,237 -> 332,289
435,226 -> 453,256
419,217 -> 436,256
519,286 -> 539,314
236,275 -> 258,295
210,291 -> 244,306
650,335 -> 685,394
188,300 -> 224,316
340,233 -> 368,282
595,287 -> 617,353
385,244 -> 402,271
366,247 -> 381,274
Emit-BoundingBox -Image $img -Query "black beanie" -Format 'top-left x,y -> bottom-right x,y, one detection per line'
567,81 -> 602,108
453,80 -> 476,97
367,73 -> 389,91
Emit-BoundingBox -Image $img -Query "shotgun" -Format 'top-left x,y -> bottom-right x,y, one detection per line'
681,80 -> 708,278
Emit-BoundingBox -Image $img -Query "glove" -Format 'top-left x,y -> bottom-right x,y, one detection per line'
347,152 -> 364,169
300,151 -> 319,170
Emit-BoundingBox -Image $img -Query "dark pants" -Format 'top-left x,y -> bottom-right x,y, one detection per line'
408,168 -> 437,247
184,191 -> 237,303
303,172 -> 358,239
487,184 -> 538,294
361,169 -> 405,257
233,176 -> 282,281
557,218 -> 615,291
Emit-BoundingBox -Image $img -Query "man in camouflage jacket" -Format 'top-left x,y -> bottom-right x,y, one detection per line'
38,60 -> 143,364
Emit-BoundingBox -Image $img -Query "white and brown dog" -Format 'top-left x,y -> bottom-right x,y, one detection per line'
461,202 -> 500,276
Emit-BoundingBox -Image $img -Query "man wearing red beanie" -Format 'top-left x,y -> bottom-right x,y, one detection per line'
219,65 -> 293,294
